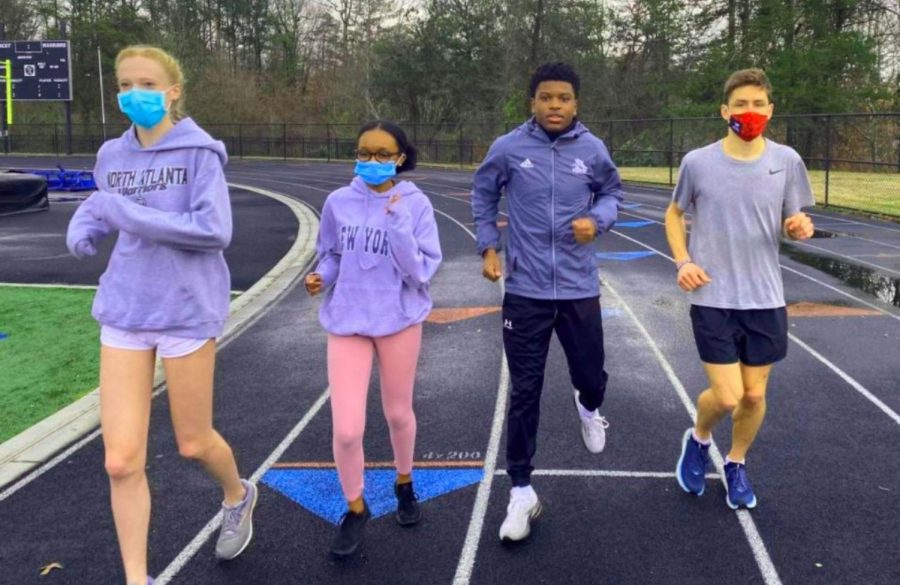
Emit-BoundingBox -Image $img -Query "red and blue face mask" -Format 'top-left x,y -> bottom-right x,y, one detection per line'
728,112 -> 769,142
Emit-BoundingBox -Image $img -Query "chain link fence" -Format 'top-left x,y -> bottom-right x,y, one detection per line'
3,113 -> 898,216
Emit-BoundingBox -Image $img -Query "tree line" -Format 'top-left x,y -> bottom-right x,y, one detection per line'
3,0 -> 898,126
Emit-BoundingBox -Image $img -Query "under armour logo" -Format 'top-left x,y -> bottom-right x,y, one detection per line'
572,158 -> 589,175
520,158 -> 534,169
503,318 -> 513,330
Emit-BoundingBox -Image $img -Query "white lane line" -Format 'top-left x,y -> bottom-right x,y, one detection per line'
787,334 -> 900,427
780,264 -> 899,321
789,240 -> 900,276
610,215 -> 900,322
604,281 -> 784,585
622,186 -> 900,235
0,282 -> 98,290
453,356 -> 509,585
492,469 -> 721,479
419,190 -> 511,585
607,228 -> 900,425
155,389 -> 331,585
620,186 -> 900,243
0,428 -> 102,502
836,236 -> 900,252
805,211 -> 900,234
229,169 -> 482,215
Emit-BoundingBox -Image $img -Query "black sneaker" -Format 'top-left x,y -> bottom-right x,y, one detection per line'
330,502 -> 371,557
395,482 -> 422,526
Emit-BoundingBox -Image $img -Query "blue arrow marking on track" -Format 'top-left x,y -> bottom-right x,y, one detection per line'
262,468 -> 484,525
595,251 -> 655,261
615,220 -> 654,228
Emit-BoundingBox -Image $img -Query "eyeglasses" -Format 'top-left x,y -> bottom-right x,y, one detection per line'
355,149 -> 401,163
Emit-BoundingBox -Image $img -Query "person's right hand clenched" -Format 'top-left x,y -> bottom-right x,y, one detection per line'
305,273 -> 324,295
677,262 -> 712,291
482,249 -> 502,282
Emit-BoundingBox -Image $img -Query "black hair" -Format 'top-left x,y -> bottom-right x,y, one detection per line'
356,120 -> 418,173
529,62 -> 580,98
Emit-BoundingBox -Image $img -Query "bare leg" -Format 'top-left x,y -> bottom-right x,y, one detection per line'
165,340 -> 244,505
100,345 -> 155,585
729,363 -> 773,461
694,362 -> 744,440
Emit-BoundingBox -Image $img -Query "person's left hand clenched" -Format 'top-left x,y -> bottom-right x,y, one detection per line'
385,194 -> 402,214
572,217 -> 597,244
784,212 -> 814,240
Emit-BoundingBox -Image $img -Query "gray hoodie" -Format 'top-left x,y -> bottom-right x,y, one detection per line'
66,118 -> 232,338
315,177 -> 442,337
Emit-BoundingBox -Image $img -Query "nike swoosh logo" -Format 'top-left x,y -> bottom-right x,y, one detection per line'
769,169 -> 784,175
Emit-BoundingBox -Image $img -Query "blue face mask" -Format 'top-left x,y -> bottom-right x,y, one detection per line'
354,160 -> 398,186
117,87 -> 171,129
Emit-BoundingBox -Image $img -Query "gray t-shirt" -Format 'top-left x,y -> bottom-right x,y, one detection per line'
672,139 -> 815,309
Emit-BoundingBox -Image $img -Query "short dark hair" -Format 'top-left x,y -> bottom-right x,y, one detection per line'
723,68 -> 773,104
529,62 -> 580,98
356,120 -> 418,173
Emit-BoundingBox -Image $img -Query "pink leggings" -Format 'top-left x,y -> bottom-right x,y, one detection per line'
328,324 -> 422,502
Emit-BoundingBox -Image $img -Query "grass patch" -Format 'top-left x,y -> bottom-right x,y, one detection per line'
810,171 -> 900,217
618,167 -> 900,218
618,167 -> 681,186
0,286 -> 99,443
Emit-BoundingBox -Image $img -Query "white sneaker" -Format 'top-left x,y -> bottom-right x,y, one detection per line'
574,391 -> 609,454
499,486 -> 542,542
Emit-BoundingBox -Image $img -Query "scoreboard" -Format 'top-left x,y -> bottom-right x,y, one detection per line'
0,40 -> 73,101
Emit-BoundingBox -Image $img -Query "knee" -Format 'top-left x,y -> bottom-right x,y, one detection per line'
105,451 -> 145,481
177,434 -> 216,461
333,427 -> 364,452
741,391 -> 766,408
718,399 -> 739,414
711,389 -> 740,413
385,409 -> 415,434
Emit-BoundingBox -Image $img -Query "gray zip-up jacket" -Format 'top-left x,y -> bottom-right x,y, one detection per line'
472,119 -> 623,300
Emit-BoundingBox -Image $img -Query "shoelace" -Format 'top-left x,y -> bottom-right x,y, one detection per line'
583,412 -> 610,431
687,442 -> 710,475
222,503 -> 244,535
729,465 -> 749,492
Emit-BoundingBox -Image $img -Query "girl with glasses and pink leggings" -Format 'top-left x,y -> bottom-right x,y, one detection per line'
305,120 -> 442,557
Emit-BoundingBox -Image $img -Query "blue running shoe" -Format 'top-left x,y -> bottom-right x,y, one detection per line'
676,428 -> 710,495
724,461 -> 758,509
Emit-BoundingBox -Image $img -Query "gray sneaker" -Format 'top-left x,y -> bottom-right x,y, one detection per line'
215,479 -> 258,560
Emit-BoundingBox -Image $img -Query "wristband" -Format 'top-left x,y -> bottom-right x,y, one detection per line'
675,258 -> 694,271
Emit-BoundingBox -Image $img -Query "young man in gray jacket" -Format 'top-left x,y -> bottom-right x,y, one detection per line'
472,62 -> 623,542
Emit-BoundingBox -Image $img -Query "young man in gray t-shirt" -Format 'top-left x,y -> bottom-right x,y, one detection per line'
665,68 -> 815,510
